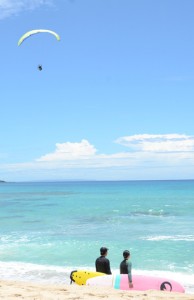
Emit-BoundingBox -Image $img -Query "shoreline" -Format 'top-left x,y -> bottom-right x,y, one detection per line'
0,279 -> 194,300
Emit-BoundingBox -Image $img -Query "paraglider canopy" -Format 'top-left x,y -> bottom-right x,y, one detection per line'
18,29 -> 60,46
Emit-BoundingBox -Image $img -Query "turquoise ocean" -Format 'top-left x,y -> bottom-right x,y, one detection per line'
0,180 -> 193,293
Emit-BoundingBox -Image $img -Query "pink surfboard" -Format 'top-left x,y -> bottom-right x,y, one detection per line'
86,274 -> 185,293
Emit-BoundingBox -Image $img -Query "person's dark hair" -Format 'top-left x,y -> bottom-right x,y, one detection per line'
100,247 -> 108,255
123,250 -> 130,259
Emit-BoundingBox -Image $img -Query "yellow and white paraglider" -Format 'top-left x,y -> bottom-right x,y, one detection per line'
18,29 -> 60,46
18,29 -> 60,70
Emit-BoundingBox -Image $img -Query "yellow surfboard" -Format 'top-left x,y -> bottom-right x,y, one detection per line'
70,270 -> 105,285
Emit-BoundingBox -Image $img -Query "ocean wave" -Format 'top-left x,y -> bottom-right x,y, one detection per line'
141,235 -> 194,241
130,209 -> 171,217
0,233 -> 34,243
0,262 -> 193,293
0,261 -> 73,284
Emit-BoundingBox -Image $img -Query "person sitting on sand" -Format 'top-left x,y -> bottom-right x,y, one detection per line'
95,247 -> 112,274
120,250 -> 133,288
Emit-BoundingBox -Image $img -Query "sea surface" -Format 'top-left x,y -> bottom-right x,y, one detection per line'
0,180 -> 193,293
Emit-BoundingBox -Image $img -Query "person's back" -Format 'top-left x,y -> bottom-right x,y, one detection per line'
95,247 -> 111,275
120,259 -> 129,274
120,250 -> 133,288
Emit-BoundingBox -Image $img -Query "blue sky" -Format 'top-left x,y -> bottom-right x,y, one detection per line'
1,0 -> 194,181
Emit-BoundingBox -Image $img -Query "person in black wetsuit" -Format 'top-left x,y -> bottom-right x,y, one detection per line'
95,247 -> 112,274
120,250 -> 133,288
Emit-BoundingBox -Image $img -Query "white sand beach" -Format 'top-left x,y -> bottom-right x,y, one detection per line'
0,280 -> 193,300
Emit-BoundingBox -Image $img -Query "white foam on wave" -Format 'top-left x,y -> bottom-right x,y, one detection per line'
0,261 -> 76,285
0,233 -> 39,243
0,261 -> 193,293
141,234 -> 194,241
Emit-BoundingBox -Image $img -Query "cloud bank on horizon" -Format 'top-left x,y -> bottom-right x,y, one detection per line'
1,134 -> 194,181
0,0 -> 53,19
37,134 -> 194,163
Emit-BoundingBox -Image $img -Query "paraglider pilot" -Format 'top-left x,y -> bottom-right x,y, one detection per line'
38,65 -> 42,71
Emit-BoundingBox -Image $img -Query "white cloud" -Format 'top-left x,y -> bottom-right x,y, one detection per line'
34,134 -> 194,175
115,134 -> 194,152
0,0 -> 53,19
1,134 -> 194,181
37,139 -> 97,162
